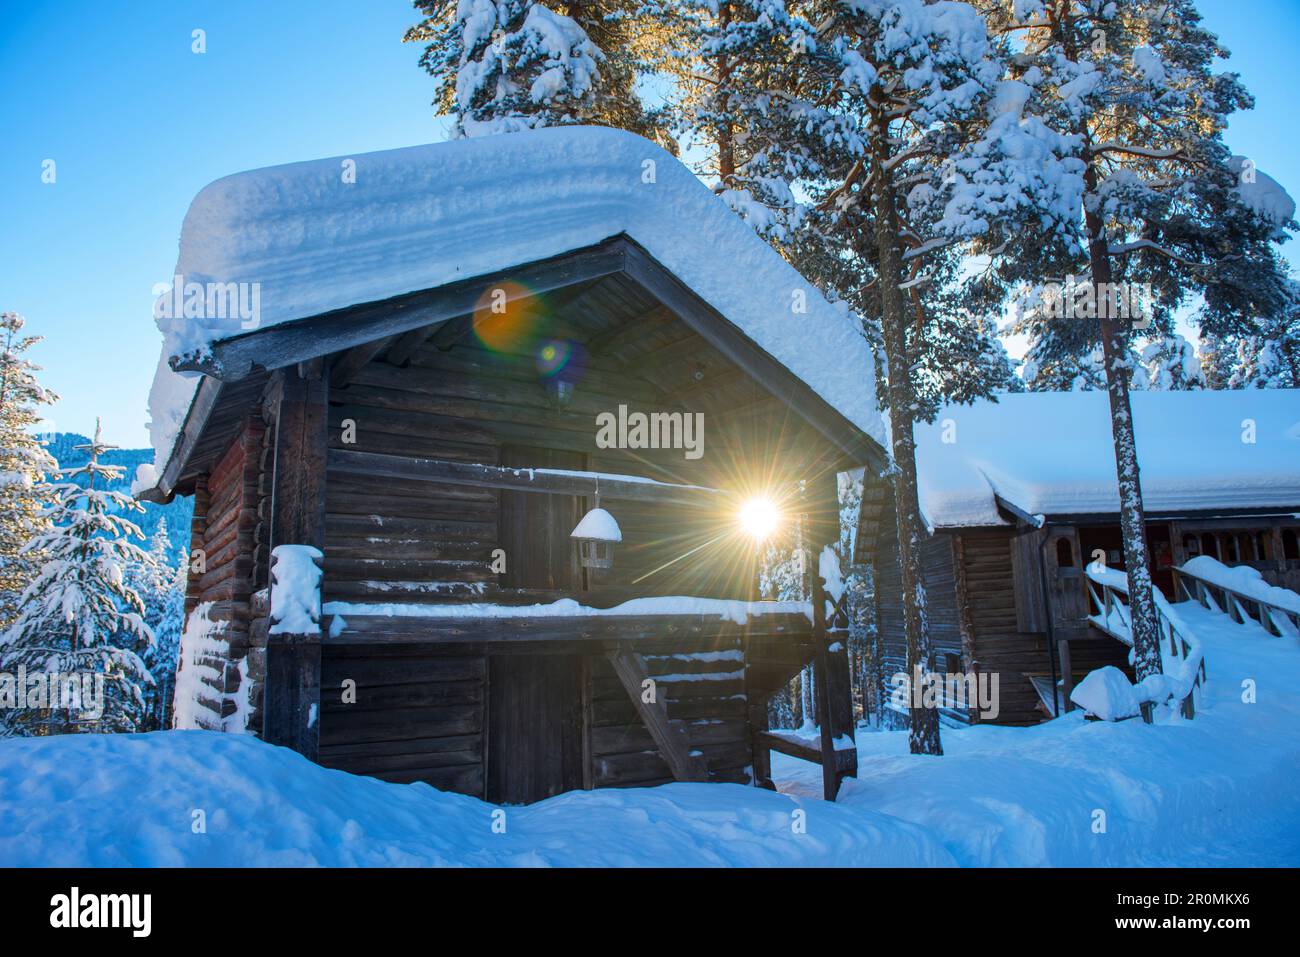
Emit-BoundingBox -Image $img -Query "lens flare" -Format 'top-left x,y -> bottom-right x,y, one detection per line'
472,280 -> 541,353
536,338 -> 572,376
738,497 -> 780,542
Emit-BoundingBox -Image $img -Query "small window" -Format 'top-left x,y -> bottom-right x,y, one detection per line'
1055,536 -> 1075,567
1284,529 -> 1299,561
1183,534 -> 1201,558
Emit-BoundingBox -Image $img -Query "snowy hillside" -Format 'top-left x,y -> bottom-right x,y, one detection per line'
2,598 -> 1296,867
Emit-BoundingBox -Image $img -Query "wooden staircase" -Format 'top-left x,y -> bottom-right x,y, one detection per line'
1085,568 -> 1205,719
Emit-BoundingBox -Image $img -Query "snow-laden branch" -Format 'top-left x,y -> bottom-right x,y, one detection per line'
1107,239 -> 1202,267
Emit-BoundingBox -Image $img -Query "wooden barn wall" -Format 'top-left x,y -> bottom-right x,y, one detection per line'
178,416 -> 265,730
314,628 -> 793,798
955,529 -> 1129,726
321,336 -> 831,605
878,509 -> 1133,722
309,324 -> 837,798
952,530 -> 1048,726
872,498 -> 965,687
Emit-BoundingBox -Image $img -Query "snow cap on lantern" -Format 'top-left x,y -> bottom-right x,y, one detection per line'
571,505 -> 621,569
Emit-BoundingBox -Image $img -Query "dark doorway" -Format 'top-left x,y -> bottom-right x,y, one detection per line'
1077,523 -> 1175,599
486,654 -> 586,804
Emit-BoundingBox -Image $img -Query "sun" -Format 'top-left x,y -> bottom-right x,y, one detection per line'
738,496 -> 781,542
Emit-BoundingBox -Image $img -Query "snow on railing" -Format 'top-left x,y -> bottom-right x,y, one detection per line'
1085,565 -> 1206,719
1172,557 -> 1300,639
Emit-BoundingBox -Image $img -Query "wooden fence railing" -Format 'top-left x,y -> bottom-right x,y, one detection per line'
1172,566 -> 1300,638
1085,570 -> 1205,720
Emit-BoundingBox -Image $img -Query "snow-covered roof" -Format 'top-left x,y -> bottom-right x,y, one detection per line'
144,126 -> 885,489
915,389 -> 1300,528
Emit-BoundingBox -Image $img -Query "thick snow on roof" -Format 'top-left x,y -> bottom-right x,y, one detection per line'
915,389 -> 1300,528
145,126 -> 884,483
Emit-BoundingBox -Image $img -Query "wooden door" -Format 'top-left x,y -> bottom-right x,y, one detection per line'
486,654 -> 586,804
489,446 -> 589,803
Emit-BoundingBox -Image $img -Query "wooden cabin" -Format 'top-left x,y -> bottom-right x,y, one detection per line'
860,389 -> 1300,726
143,128 -> 887,803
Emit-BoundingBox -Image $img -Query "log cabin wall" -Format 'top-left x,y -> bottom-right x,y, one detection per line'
872,499 -> 966,722
177,416 -> 265,730
951,529 -> 1054,726
310,284 -> 842,800
873,503 -> 1137,726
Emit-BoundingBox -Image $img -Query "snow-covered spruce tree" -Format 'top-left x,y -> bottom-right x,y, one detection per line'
127,519 -> 186,730
0,422 -> 155,735
0,312 -> 58,632
1139,334 -> 1204,390
406,0 -> 675,140
1203,277 -> 1300,388
977,0 -> 1296,704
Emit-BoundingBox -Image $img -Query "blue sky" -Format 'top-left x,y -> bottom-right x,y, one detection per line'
2,0 -> 1297,448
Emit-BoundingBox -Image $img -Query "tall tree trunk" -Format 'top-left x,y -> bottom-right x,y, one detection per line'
1081,157 -> 1164,710
873,167 -> 942,756
715,4 -> 735,186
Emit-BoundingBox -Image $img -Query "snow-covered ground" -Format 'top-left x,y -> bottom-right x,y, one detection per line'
777,602 -> 1300,866
1,600 -> 1296,867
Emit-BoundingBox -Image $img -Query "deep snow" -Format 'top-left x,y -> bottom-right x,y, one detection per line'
1,600 -> 1297,867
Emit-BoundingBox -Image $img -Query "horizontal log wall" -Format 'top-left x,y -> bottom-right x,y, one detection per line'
873,498 -> 965,689
318,629 -> 795,800
176,417 -> 264,730
323,336 -> 823,604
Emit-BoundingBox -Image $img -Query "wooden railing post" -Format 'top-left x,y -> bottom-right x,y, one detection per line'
262,364 -> 329,759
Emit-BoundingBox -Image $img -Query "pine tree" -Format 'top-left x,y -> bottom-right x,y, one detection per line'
1203,278 -> 1300,388
1139,334 -> 1204,390
128,519 -> 186,730
0,421 -> 155,735
780,0 -> 1090,754
406,0 -> 674,140
0,312 -> 58,632
978,0 -> 1297,707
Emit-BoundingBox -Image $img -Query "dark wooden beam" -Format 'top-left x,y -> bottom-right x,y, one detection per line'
331,335 -> 397,388
327,449 -> 725,507
605,643 -> 709,782
172,239 -> 627,381
324,612 -> 811,646
262,364 -> 330,760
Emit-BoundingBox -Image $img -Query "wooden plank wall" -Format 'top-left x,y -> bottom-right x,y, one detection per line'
872,497 -> 965,698
318,646 -> 486,793
310,329 -> 832,798
955,529 -> 1129,725
322,335 -> 824,606
589,634 -> 754,788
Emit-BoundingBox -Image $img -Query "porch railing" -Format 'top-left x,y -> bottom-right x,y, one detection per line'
1172,565 -> 1300,638
1085,567 -> 1205,720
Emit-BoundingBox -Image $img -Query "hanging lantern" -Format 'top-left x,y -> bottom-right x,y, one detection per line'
571,491 -> 621,570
